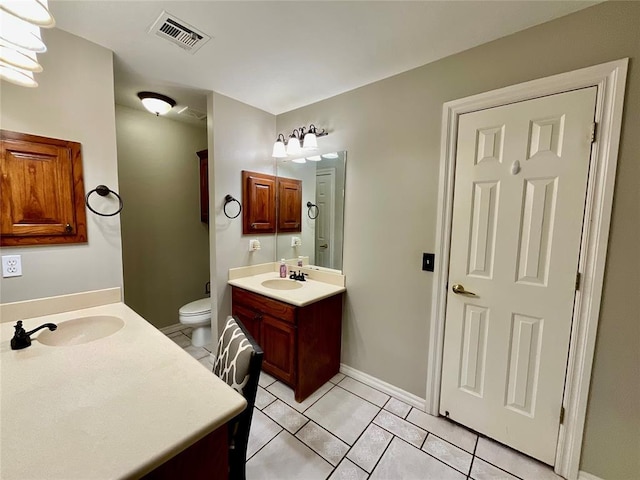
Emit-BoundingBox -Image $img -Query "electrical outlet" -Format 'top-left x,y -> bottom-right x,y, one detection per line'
2,255 -> 22,278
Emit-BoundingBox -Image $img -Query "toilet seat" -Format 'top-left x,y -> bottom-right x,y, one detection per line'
179,298 -> 211,324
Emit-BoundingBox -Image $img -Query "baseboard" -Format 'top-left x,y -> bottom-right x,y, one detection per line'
578,471 -> 605,480
159,323 -> 184,335
339,363 -> 426,411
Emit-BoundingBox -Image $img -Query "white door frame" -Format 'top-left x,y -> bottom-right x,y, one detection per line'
425,58 -> 628,480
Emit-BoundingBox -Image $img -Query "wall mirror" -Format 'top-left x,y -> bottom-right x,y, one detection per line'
276,151 -> 346,273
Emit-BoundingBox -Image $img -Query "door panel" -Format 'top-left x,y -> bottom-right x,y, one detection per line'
440,87 -> 597,465
315,169 -> 335,268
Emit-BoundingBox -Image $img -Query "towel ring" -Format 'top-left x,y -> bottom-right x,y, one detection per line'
224,194 -> 242,219
86,185 -> 123,217
307,201 -> 319,220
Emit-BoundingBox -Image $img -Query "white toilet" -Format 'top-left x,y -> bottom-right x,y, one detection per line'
178,298 -> 212,347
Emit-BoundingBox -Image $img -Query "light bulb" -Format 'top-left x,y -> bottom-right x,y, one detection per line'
0,44 -> 41,71
0,10 -> 46,52
286,135 -> 301,156
272,139 -> 287,158
0,63 -> 37,87
0,0 -> 55,28
302,131 -> 318,150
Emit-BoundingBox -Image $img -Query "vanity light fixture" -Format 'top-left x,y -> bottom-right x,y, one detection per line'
272,124 -> 328,158
0,0 -> 55,27
321,152 -> 339,159
0,0 -> 54,88
137,91 -> 176,116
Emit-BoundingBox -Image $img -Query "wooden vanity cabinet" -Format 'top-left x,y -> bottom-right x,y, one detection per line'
232,286 -> 343,402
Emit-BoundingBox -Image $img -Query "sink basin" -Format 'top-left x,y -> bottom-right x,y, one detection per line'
261,279 -> 303,290
36,316 -> 125,346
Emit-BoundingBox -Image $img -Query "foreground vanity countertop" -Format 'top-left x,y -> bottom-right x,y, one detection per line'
0,302 -> 246,480
228,271 -> 345,306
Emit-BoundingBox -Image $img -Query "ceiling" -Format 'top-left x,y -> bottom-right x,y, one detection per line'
49,1 -> 598,124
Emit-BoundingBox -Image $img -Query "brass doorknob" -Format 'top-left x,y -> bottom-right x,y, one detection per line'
452,284 -> 477,296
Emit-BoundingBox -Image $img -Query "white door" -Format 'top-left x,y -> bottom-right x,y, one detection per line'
440,87 -> 597,465
315,168 -> 336,268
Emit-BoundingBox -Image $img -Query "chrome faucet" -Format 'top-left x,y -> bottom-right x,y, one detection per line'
10,320 -> 57,350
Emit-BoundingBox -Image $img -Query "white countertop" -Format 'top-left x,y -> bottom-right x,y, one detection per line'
0,302 -> 246,480
228,272 -> 345,306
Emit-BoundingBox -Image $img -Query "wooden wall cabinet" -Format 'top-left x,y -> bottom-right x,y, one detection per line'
1,130 -> 87,246
197,149 -> 208,224
241,170 -> 302,235
242,170 -> 276,234
232,286 -> 343,402
277,176 -> 302,233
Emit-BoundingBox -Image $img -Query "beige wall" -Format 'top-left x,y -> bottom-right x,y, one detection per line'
209,93 -> 275,334
115,105 -> 209,328
277,2 -> 639,478
0,28 -> 122,302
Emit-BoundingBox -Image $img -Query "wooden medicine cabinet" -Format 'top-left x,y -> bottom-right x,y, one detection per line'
1,130 -> 87,246
241,170 -> 301,235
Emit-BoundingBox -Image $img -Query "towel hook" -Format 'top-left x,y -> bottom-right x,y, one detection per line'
86,185 -> 123,217
224,194 -> 242,219
307,201 -> 319,220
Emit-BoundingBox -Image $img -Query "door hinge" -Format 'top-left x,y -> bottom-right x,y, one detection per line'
560,406 -> 565,425
590,122 -> 597,143
575,272 -> 581,291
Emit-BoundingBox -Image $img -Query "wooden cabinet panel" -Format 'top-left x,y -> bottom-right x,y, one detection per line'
197,149 -> 208,224
242,171 -> 276,234
277,177 -> 302,233
231,286 -> 343,401
261,314 -> 296,384
232,287 -> 295,324
232,303 -> 262,346
1,130 -> 87,246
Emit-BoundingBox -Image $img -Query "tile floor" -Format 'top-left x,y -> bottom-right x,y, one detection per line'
167,327 -> 562,480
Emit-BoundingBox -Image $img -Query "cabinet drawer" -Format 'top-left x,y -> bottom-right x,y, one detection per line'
232,287 -> 296,324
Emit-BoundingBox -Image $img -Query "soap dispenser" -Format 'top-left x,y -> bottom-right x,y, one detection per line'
280,259 -> 287,278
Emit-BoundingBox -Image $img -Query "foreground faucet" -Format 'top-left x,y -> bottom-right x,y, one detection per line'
289,270 -> 308,282
11,320 -> 57,350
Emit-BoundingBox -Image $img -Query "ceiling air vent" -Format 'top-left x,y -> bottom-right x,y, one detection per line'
149,11 -> 210,54
178,106 -> 207,121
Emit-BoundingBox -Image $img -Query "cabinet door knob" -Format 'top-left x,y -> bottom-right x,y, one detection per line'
65,223 -> 73,233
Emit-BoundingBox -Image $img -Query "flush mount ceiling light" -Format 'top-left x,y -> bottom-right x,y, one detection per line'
0,0 -> 54,88
272,124 -> 328,158
137,91 -> 176,116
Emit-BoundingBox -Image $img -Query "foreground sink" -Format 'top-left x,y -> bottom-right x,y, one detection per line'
36,316 -> 125,346
261,279 -> 303,290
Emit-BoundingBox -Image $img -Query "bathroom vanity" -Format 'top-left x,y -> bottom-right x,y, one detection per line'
228,264 -> 345,402
0,289 -> 246,480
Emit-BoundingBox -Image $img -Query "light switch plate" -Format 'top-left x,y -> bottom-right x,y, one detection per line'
422,253 -> 435,272
2,255 -> 22,277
